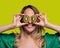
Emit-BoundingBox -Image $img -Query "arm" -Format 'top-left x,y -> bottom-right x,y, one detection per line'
34,13 -> 60,33
0,14 -> 28,33
45,23 -> 60,33
0,24 -> 15,33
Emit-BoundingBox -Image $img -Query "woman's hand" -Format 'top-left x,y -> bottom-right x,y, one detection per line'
13,14 -> 28,28
34,13 -> 60,33
34,13 -> 48,27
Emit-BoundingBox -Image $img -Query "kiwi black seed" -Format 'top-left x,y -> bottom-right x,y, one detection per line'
23,16 -> 29,23
31,16 -> 37,23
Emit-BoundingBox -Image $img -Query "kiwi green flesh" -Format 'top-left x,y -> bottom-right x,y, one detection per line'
23,16 -> 29,23
31,16 -> 37,22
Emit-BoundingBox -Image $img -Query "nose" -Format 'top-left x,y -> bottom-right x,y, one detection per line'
28,20 -> 32,23
28,17 -> 32,23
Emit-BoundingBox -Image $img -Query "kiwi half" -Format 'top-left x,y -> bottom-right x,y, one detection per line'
31,16 -> 37,23
23,16 -> 29,23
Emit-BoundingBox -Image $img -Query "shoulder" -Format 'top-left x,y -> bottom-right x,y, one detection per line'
43,33 -> 59,48
0,33 -> 15,37
44,33 -> 58,41
0,33 -> 15,48
0,33 -> 15,41
44,33 -> 58,38
44,32 -> 58,41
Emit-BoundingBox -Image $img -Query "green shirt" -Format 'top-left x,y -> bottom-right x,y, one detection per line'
0,33 -> 60,48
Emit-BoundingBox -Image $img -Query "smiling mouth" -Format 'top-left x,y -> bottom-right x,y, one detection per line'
27,26 -> 33,28
24,23 -> 36,27
26,23 -> 33,27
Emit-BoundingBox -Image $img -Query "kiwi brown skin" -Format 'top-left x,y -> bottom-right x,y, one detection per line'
23,16 -> 29,23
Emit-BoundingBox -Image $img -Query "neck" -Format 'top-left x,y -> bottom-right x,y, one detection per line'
20,27 -> 40,39
20,28 -> 38,38
21,30 -> 32,38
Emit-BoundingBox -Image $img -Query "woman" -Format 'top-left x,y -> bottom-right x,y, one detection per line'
0,5 -> 60,48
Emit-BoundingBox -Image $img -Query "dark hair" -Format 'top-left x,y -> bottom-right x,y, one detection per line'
21,5 -> 39,14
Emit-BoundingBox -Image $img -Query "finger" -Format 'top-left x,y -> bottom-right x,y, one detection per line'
14,14 -> 21,20
14,15 -> 18,20
39,14 -> 46,21
15,14 -> 24,18
35,14 -> 39,16
21,23 -> 28,25
19,14 -> 25,17
37,16 -> 42,21
33,22 -> 39,25
14,15 -> 21,22
35,14 -> 41,17
14,16 -> 16,22
19,14 -> 25,20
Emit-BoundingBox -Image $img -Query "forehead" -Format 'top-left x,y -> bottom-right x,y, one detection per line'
24,8 -> 34,17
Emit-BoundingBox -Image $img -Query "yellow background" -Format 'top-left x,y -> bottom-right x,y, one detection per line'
0,0 -> 60,34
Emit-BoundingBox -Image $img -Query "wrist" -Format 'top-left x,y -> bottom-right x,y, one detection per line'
44,22 -> 50,27
11,23 -> 16,28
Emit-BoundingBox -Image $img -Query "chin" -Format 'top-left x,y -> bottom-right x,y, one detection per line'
25,29 -> 34,33
24,27 -> 36,33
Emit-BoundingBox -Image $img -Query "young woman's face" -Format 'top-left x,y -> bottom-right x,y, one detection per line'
23,8 -> 37,33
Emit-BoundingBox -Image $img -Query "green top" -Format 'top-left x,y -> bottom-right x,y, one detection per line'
0,33 -> 60,48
